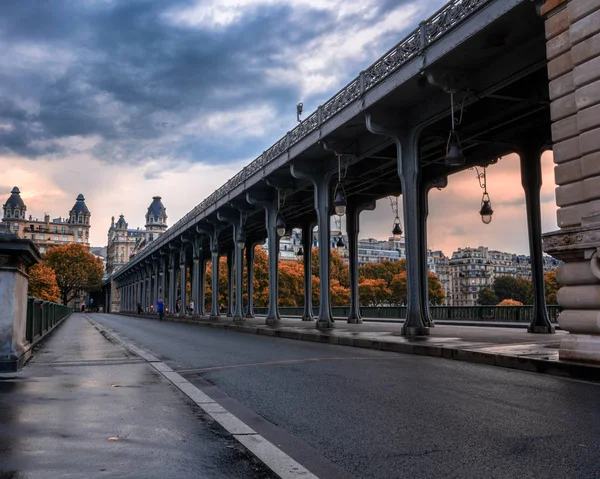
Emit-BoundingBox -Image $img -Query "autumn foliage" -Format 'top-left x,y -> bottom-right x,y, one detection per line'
202,247 -> 444,310
43,243 -> 104,305
28,263 -> 60,302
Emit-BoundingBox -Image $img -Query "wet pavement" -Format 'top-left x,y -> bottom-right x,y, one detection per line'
0,314 -> 276,479
89,313 -> 600,479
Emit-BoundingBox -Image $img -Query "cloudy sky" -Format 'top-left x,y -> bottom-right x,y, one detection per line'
0,0 -> 558,255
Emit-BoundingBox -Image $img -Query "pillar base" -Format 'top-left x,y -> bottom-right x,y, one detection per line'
209,315 -> 220,321
528,325 -> 555,334
401,326 -> 430,336
266,317 -> 280,326
245,313 -> 255,319
301,315 -> 314,322
559,334 -> 600,364
316,320 -> 335,329
233,316 -> 245,323
347,316 -> 363,324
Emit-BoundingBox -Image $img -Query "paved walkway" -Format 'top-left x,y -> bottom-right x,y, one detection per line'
123,313 -> 600,381
0,314 -> 275,479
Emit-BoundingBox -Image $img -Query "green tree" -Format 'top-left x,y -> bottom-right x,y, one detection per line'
43,244 -> 104,305
493,276 -> 532,304
477,287 -> 499,305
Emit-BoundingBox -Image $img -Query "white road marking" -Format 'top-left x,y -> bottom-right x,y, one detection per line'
86,315 -> 318,479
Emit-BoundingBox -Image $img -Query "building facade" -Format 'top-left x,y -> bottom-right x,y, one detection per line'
2,187 -> 91,254
105,197 -> 168,313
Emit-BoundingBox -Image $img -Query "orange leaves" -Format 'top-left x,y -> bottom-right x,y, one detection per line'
27,262 -> 60,302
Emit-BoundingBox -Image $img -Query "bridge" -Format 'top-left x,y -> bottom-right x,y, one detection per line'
107,0 -> 600,364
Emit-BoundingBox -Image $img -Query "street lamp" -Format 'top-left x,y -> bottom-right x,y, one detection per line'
276,213 -> 286,237
236,230 -> 246,250
444,92 -> 465,167
333,154 -> 347,216
473,166 -> 494,224
296,246 -> 304,259
336,234 -> 345,254
388,196 -> 403,238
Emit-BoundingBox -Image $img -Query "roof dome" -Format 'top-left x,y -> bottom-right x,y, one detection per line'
115,214 -> 128,229
146,196 -> 167,219
70,193 -> 90,215
4,186 -> 26,210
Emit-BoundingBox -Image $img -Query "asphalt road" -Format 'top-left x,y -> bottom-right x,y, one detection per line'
90,313 -> 600,479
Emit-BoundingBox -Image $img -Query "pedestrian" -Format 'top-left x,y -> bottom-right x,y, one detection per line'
137,302 -> 142,314
176,299 -> 181,313
157,298 -> 164,322
189,300 -> 195,315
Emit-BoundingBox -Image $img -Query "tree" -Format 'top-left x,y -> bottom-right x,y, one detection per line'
43,243 -> 104,305
477,287 -> 499,305
359,278 -> 391,306
279,260 -> 304,307
544,270 -> 559,305
493,276 -> 532,304
427,272 -> 445,305
28,262 -> 60,302
498,299 -> 523,306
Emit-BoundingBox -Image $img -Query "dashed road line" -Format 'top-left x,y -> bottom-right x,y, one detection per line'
86,315 -> 318,479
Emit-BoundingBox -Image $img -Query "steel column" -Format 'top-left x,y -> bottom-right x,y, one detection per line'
245,242 -> 256,318
347,202 -> 376,323
301,222 -> 315,321
519,145 -> 554,333
291,162 -> 336,328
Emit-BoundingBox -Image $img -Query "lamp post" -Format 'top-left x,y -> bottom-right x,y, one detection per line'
473,166 -> 494,224
444,92 -> 465,167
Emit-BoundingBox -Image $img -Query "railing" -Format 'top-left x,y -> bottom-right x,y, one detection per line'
26,297 -> 72,344
253,305 -> 562,323
115,0 -> 491,278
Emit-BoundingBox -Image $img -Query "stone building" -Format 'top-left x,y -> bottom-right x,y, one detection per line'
1,187 -> 91,253
430,250 -> 452,305
105,196 -> 168,312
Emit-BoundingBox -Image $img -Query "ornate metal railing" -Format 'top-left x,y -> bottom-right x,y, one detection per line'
26,297 -> 72,344
118,0 -> 490,276
253,305 -> 562,323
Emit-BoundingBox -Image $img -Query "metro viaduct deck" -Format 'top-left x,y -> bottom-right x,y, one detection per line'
112,0 -> 554,336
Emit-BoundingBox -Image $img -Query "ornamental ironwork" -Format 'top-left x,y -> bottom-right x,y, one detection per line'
116,0 -> 491,278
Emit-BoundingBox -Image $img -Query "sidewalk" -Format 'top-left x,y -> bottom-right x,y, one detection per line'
123,313 -> 600,381
0,314 -> 276,479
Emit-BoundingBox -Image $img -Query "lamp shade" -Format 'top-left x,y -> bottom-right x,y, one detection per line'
445,131 -> 465,167
275,213 -> 286,236
479,199 -> 494,224
333,188 -> 347,216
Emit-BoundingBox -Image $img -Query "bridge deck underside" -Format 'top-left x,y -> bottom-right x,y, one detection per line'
117,0 -> 551,271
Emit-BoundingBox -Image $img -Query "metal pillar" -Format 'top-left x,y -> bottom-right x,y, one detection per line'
192,255 -> 200,315
520,145 -> 554,333
179,254 -> 187,316
366,114 -> 429,336
168,251 -> 176,314
199,257 -> 207,316
153,262 -> 159,312
291,162 -> 336,328
245,242 -> 256,318
301,222 -> 315,321
247,193 -> 280,324
160,255 -> 167,305
226,250 -> 234,317
347,202 -> 376,323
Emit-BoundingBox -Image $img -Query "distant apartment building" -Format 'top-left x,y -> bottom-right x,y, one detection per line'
430,250 -> 452,305
2,187 -> 91,253
449,246 -> 560,306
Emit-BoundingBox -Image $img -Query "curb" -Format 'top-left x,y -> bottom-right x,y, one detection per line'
113,313 -> 600,382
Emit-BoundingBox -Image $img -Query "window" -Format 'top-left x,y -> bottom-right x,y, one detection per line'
40,234 -> 45,240
77,237 -> 82,243
39,247 -> 46,253
14,210 -> 19,218
62,236 -> 67,242
61,227 -> 66,234
13,223 -> 19,230
31,234 -> 36,240
78,215 -> 83,223
78,228 -> 83,236
54,236 -> 59,241
5,211 -> 10,218
53,226 -> 58,233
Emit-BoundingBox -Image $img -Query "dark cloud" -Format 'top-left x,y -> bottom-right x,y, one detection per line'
0,0 -> 418,166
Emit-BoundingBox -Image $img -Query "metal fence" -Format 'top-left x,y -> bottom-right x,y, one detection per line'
26,297 -> 72,344
253,305 -> 562,323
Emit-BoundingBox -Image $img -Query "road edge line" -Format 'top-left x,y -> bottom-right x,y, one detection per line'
85,315 -> 318,479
